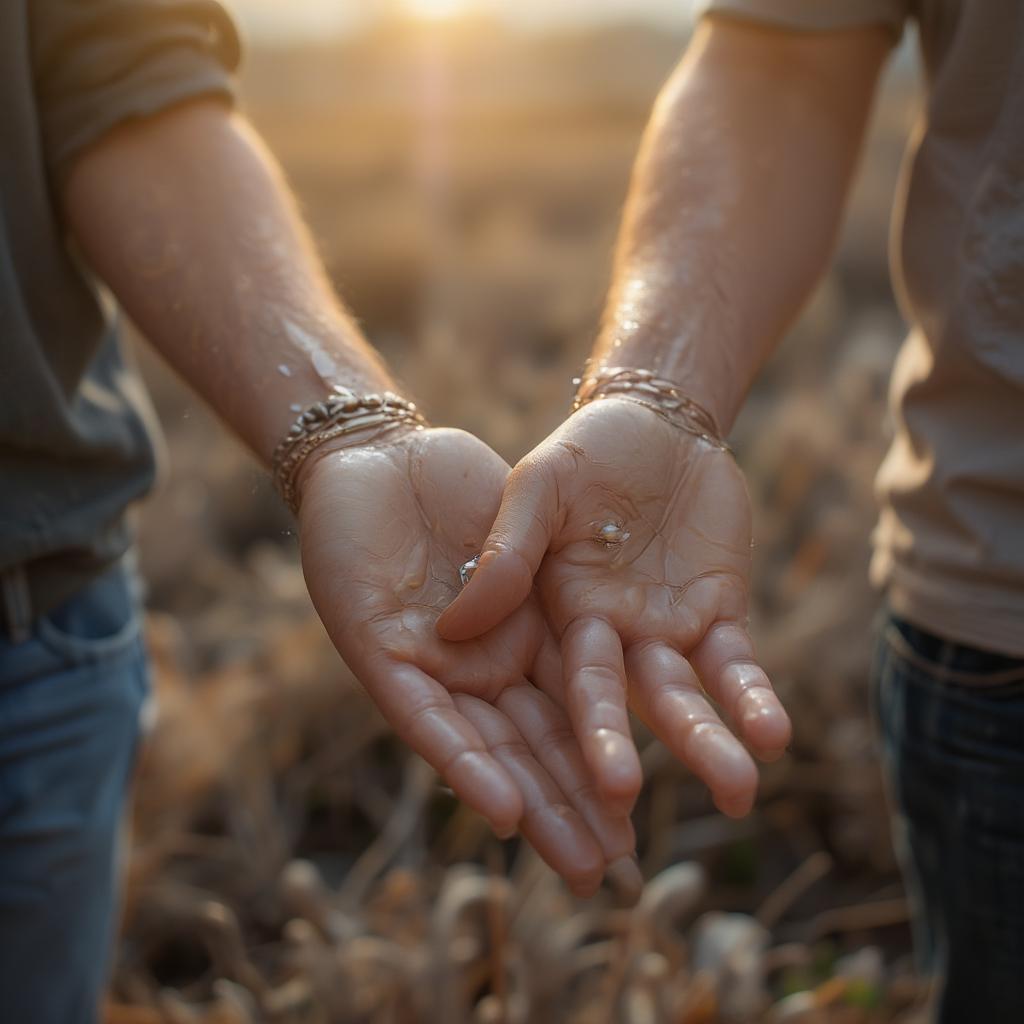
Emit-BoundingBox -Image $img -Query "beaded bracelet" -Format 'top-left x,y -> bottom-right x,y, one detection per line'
572,365 -> 729,451
272,386 -> 428,514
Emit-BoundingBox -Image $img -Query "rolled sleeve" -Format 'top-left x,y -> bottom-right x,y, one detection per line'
31,0 -> 242,179
697,0 -> 910,40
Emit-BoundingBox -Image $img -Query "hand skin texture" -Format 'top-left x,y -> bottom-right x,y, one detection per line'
61,98 -> 641,899
297,426 -> 640,899
438,399 -> 792,819
58,17 -> 886,889
439,17 -> 890,817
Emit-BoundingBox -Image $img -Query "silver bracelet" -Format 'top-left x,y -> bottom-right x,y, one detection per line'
572,365 -> 729,451
272,386 -> 428,514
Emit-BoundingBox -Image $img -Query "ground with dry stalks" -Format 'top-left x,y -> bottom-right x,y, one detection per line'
105,21 -> 927,1024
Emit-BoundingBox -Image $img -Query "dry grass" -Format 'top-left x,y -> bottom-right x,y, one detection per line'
112,22 -> 927,1023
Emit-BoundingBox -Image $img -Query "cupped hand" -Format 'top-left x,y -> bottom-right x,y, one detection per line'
437,400 -> 792,818
297,426 -> 638,898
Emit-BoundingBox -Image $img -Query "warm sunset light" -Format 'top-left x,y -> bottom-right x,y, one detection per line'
403,0 -> 472,20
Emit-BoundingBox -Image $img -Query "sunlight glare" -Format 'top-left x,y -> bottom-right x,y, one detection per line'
403,0 -> 472,20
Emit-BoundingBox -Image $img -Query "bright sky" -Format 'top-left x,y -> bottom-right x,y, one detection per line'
233,0 -> 699,40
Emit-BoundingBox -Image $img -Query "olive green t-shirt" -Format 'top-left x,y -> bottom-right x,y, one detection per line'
703,0 -> 1024,656
0,0 -> 239,616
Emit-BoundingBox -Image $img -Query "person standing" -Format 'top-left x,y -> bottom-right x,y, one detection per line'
442,5 -> 1024,1020
0,2 -> 679,1018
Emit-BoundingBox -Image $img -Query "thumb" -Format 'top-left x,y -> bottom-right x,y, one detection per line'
437,455 -> 560,641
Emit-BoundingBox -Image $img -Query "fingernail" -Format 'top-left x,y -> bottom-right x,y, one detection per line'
570,879 -> 601,901
494,825 -> 517,841
475,549 -> 500,572
605,854 -> 644,907
717,796 -> 753,819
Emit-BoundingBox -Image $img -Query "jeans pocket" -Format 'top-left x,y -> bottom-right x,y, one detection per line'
884,617 -> 1024,695
35,561 -> 143,667
881,628 -> 1024,778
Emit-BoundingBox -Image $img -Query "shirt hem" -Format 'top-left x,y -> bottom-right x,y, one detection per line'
878,563 -> 1024,659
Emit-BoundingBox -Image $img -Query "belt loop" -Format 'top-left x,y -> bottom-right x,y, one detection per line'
1,565 -> 33,644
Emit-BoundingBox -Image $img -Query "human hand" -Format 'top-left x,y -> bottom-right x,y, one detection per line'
437,400 -> 792,818
297,427 -> 638,898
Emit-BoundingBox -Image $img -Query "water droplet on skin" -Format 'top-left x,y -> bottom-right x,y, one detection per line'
459,556 -> 481,587
283,316 -> 340,381
597,522 -> 630,546
278,364 -> 293,377
312,350 -> 337,378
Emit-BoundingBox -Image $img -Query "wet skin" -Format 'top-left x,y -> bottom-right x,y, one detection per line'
439,399 -> 793,818
298,427 -> 640,899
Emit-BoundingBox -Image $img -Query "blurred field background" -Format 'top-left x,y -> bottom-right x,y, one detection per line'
110,4 -> 927,1022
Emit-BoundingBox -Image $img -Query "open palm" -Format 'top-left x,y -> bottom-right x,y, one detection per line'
297,427 -> 637,897
438,401 -> 791,818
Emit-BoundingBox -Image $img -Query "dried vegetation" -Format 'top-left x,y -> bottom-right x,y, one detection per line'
107,20 -> 928,1024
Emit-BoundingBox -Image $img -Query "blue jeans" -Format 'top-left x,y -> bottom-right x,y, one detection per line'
873,612 -> 1024,1023
0,560 -> 149,1024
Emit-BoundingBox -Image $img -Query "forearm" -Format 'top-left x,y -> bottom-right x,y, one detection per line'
62,99 -> 395,464
595,17 -> 890,431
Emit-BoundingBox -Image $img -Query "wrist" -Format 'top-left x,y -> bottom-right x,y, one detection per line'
593,313 -> 742,434
274,387 -> 428,515
572,365 -> 729,451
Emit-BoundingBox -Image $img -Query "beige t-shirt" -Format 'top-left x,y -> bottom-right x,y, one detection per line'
704,0 -> 1024,656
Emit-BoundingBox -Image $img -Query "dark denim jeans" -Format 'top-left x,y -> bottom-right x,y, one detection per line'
0,560 -> 149,1024
873,611 -> 1024,1023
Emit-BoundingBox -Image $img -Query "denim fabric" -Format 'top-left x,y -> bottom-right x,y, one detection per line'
873,612 -> 1024,1023
0,560 -> 149,1024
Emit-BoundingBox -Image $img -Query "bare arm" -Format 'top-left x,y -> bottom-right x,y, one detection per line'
440,18 -> 893,817
596,15 -> 892,429
60,99 -> 639,894
62,98 -> 393,463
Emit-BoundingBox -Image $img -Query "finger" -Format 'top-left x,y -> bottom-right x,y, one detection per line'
689,622 -> 792,760
562,617 -> 642,815
526,639 -> 642,877
497,684 -> 642,904
436,454 -> 561,642
626,641 -> 758,818
452,693 -> 605,899
367,663 -> 523,836
530,633 -> 565,706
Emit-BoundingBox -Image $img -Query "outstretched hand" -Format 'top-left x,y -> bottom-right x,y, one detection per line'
297,427 -> 638,898
438,399 -> 792,818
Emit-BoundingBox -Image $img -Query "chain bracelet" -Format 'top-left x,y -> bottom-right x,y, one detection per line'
272,386 -> 428,514
572,365 -> 729,451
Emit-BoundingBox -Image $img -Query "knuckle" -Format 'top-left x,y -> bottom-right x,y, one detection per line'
538,719 -> 576,749
440,746 -> 484,778
399,700 -> 441,737
588,700 -> 630,730
489,737 -> 531,761
574,665 -> 626,693
568,777 -> 599,805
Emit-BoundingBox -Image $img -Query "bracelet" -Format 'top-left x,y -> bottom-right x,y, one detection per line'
572,365 -> 729,451
272,386 -> 428,514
